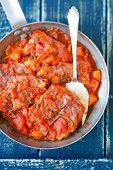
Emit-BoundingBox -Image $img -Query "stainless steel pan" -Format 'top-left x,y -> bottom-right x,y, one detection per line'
0,0 -> 109,149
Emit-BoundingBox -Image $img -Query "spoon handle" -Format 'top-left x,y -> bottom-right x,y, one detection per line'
67,7 -> 79,81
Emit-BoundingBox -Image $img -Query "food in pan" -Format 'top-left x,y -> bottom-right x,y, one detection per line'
0,28 -> 101,140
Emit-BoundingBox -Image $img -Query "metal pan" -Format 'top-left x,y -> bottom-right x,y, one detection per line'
0,0 -> 109,149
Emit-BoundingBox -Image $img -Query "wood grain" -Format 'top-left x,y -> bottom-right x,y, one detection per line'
0,159 -> 113,170
0,132 -> 37,158
0,4 -> 11,39
39,0 -> 106,158
106,0 -> 113,157
19,0 -> 41,22
41,0 -> 60,21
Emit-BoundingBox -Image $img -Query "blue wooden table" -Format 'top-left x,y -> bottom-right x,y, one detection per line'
0,0 -> 113,169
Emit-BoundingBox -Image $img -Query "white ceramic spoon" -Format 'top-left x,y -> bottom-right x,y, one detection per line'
66,7 -> 89,125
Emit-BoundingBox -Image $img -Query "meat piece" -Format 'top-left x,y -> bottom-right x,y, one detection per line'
37,62 -> 73,84
0,91 -> 8,112
36,84 -> 85,140
12,112 -> 28,135
51,63 -> 73,83
12,62 -> 34,74
0,73 -> 48,111
77,60 -> 92,87
3,84 -> 85,140
0,62 -> 34,91
46,28 -> 71,48
0,63 -> 13,89
37,60 -> 93,87
3,110 -> 28,136
24,59 -> 41,72
4,46 -> 23,62
23,30 -> 72,63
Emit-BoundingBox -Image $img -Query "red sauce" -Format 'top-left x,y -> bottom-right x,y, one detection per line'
0,28 -> 101,140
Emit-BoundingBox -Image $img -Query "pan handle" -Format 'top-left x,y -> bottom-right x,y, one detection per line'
0,0 -> 27,29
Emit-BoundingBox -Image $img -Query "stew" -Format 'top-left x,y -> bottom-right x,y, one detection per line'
0,28 -> 101,140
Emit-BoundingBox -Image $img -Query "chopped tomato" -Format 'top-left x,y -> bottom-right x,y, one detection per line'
92,70 -> 101,82
32,30 -> 72,63
20,38 -> 28,47
89,78 -> 99,93
6,45 -> 14,55
77,46 -> 85,58
43,55 -> 55,64
77,60 -> 92,87
53,117 -> 68,140
5,47 -> 23,62
84,50 -> 96,68
29,129 -> 41,139
89,93 -> 98,106
23,43 -> 35,56
13,113 -> 28,135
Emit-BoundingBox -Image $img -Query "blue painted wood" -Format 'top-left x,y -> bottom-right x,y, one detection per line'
0,132 -> 37,158
19,0 -> 41,23
0,159 -> 113,170
58,0 -> 106,54
106,0 -> 113,158
41,0 -> 60,22
0,4 -> 11,39
39,0 -> 106,158
39,125 -> 104,159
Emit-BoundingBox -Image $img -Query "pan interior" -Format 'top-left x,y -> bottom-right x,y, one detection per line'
0,22 -> 109,149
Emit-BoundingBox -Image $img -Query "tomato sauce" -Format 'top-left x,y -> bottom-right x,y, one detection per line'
0,28 -> 101,140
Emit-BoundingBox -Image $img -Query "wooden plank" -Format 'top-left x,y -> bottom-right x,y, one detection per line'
39,126 -> 104,159
0,132 -> 37,158
0,159 -> 113,170
0,0 -> 41,158
106,0 -> 113,157
41,0 -> 60,21
40,0 -> 106,158
19,0 -> 41,22
0,4 -> 11,39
